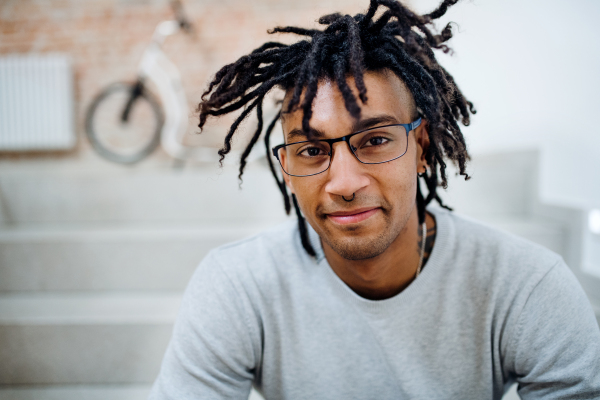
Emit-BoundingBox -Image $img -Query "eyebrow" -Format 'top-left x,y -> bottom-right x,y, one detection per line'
286,127 -> 326,142
285,114 -> 400,143
352,115 -> 400,132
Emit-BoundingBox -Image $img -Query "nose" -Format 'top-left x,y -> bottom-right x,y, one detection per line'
323,142 -> 370,199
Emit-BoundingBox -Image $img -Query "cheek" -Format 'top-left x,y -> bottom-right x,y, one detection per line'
289,177 -> 320,205
375,153 -> 418,201
379,168 -> 414,194
290,178 -> 330,227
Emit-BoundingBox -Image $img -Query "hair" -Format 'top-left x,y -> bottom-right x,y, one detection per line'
197,0 -> 474,257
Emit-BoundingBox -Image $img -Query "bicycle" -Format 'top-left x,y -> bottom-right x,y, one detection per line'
85,0 -> 216,165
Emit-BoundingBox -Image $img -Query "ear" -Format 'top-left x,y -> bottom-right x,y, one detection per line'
415,120 -> 430,174
279,150 -> 295,194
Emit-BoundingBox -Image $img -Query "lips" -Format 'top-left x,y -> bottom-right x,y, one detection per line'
326,207 -> 380,225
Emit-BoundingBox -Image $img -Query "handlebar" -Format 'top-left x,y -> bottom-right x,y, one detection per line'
170,0 -> 193,34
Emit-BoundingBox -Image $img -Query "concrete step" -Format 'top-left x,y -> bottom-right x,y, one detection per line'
0,161 -> 288,224
0,385 -> 152,400
463,214 -> 566,257
0,385 -> 266,400
0,222 -> 288,292
440,150 -> 538,219
0,292 -> 180,385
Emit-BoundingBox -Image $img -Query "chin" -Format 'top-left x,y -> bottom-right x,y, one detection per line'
322,231 -> 394,261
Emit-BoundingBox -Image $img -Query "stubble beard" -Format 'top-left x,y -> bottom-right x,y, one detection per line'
319,206 -> 410,261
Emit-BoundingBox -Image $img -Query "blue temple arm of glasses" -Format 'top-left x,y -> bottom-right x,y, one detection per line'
409,118 -> 422,132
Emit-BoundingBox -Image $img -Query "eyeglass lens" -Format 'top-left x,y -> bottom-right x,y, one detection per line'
277,125 -> 409,176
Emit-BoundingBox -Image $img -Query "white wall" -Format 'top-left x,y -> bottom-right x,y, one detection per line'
411,0 -> 600,209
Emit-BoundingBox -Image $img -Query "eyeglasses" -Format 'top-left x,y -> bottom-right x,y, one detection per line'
272,118 -> 421,177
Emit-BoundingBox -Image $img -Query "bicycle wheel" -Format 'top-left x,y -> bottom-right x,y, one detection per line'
85,82 -> 164,164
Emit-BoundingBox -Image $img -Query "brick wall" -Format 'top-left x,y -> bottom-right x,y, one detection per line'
0,0 -> 374,163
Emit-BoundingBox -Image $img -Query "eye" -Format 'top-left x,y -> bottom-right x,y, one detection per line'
297,144 -> 328,157
364,136 -> 389,147
305,147 -> 323,157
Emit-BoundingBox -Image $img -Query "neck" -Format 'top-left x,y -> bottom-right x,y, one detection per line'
322,208 -> 436,300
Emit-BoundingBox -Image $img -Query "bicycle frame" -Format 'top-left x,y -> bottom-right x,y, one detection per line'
134,18 -> 265,164
137,20 -> 217,162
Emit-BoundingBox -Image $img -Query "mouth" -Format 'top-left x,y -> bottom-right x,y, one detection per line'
326,207 -> 380,225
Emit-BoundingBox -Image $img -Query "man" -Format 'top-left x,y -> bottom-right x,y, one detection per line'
149,0 -> 600,398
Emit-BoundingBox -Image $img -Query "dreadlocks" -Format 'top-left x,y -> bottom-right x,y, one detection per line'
198,0 -> 474,257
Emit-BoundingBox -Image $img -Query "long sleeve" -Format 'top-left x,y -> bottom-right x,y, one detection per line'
148,251 -> 261,400
504,261 -> 600,399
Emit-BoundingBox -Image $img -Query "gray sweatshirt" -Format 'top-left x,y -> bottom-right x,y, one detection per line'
149,207 -> 600,399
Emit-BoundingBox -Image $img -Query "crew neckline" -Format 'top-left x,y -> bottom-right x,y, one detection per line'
308,207 -> 455,312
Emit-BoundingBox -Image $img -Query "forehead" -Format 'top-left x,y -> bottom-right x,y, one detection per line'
281,69 -> 416,138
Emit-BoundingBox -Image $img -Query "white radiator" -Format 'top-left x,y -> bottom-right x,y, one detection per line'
0,53 -> 75,151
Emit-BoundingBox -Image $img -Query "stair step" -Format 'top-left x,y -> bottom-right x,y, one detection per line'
0,222 -> 287,292
442,150 -> 538,218
0,385 -> 266,400
0,292 -> 180,324
0,162 -> 288,224
0,385 -> 152,400
469,215 -> 566,256
0,292 -> 180,384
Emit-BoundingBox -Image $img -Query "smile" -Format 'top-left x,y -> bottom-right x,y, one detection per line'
326,207 -> 380,225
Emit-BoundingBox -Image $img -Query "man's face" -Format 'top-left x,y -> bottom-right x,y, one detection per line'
280,70 -> 428,261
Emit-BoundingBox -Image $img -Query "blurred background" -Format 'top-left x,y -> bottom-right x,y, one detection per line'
0,0 -> 598,399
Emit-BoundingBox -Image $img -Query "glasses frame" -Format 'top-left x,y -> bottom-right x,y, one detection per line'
272,117 -> 422,177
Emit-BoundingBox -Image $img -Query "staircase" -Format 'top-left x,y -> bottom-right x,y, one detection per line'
0,151 -> 596,399
0,159 -> 288,399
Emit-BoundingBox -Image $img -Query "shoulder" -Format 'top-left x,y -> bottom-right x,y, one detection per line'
428,207 -> 573,325
429,209 -> 600,371
209,219 -> 302,266
432,207 -> 564,280
179,220 -> 305,333
193,219 -> 307,292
